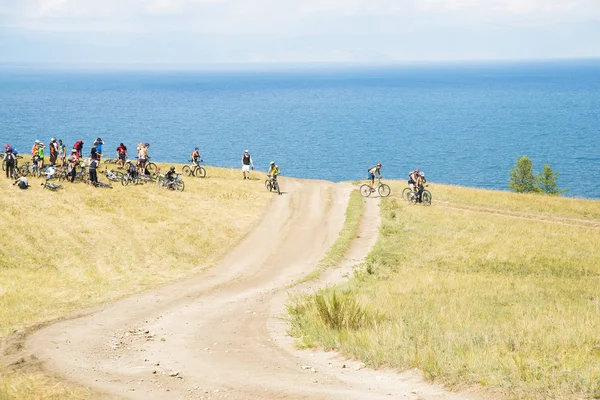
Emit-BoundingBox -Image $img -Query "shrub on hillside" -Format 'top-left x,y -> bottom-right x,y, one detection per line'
509,156 -> 567,195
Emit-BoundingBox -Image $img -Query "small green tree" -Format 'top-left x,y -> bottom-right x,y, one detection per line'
509,156 -> 536,193
535,164 -> 568,196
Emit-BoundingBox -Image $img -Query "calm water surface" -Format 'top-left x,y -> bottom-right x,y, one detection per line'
1,61 -> 599,198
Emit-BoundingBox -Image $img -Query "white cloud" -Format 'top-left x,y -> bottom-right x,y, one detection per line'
2,0 -> 599,32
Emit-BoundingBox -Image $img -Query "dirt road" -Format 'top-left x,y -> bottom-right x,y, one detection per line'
16,179 -> 477,400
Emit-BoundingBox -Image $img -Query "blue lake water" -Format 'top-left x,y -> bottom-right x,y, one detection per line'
1,61 -> 599,198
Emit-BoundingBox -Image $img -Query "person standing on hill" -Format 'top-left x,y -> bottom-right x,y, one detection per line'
94,137 -> 104,161
116,143 -> 128,167
4,147 -> 16,179
241,150 -> 254,179
67,149 -> 79,182
49,138 -> 59,166
58,140 -> 67,167
415,172 -> 427,203
88,155 -> 98,186
90,143 -> 98,161
73,140 -> 84,157
35,143 -> 46,177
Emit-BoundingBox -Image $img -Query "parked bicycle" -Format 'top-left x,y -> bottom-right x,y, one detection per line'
142,156 -> 158,176
182,159 -> 206,178
41,182 -> 63,191
104,169 -> 124,182
360,177 -> 391,198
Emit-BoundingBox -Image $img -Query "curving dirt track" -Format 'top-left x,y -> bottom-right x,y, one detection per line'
12,179 -> 477,400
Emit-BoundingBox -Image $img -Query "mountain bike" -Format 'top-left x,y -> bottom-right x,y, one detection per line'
96,181 -> 113,189
41,182 -> 63,191
265,175 -> 281,195
143,156 -> 158,176
408,185 -> 432,205
103,158 -> 118,165
104,169 -> 124,182
360,177 -> 391,198
182,160 -> 206,178
402,187 -> 415,201
121,169 -> 140,186
157,174 -> 185,192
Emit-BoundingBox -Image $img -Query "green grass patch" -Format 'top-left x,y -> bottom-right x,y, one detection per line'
287,182 -> 600,399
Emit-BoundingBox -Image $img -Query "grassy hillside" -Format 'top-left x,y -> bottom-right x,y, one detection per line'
288,183 -> 600,400
0,164 -> 271,399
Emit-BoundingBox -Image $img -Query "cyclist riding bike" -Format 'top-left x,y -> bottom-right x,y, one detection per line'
415,172 -> 427,202
408,168 -> 419,192
368,163 -> 382,191
190,148 -> 203,166
267,161 -> 280,182
165,166 -> 177,190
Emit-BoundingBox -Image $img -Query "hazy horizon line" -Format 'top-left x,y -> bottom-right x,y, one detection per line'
1,56 -> 599,72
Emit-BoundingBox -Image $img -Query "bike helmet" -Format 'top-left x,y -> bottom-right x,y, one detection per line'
51,137 -> 56,142
195,147 -> 199,150
270,161 -> 275,165
420,172 -> 424,177
144,142 -> 150,147
377,163 -> 382,167
244,150 -> 249,153
35,140 -> 40,143
170,166 -> 175,171
71,149 -> 77,153
96,137 -> 102,142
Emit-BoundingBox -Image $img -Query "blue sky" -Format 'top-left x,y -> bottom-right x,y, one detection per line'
1,0 -> 600,65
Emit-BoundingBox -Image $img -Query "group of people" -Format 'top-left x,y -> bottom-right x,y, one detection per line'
368,164 -> 427,201
9,140 -> 433,196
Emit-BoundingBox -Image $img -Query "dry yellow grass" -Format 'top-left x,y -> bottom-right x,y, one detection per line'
288,181 -> 600,400
0,164 -> 271,399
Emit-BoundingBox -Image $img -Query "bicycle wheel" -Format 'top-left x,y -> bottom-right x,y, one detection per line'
19,165 -> 30,177
402,188 -> 412,201
422,190 -> 432,205
121,175 -> 131,186
1,159 -> 5,171
174,180 -> 185,192
182,166 -> 192,176
273,181 -> 281,195
408,192 -> 418,204
146,162 -> 157,175
378,184 -> 391,197
360,184 -> 372,197
194,166 -> 206,178
57,171 -> 67,181
265,179 -> 272,192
